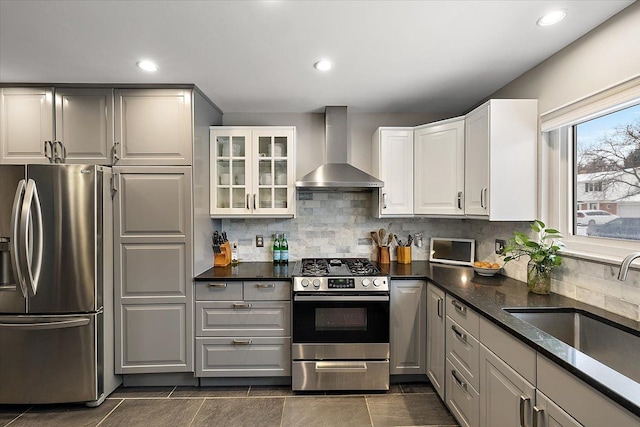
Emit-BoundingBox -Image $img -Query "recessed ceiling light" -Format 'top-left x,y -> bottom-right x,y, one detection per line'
314,60 -> 333,71
137,60 -> 158,72
537,9 -> 567,27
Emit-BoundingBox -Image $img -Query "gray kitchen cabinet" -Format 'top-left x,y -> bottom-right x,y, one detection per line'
445,296 -> 480,427
0,87 -> 54,164
534,390 -> 583,427
0,87 -> 114,164
426,283 -> 446,400
114,88 -> 193,166
195,281 -> 292,378
114,166 -> 193,374
390,280 -> 426,375
464,99 -> 538,220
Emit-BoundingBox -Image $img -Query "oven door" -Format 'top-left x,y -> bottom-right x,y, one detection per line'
292,293 -> 389,344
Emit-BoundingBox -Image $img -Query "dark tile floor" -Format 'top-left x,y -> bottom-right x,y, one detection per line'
0,383 -> 459,427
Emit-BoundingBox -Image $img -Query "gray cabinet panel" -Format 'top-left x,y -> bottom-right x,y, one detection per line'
120,172 -> 187,235
535,390 -> 583,427
121,243 -> 186,297
196,301 -> 291,337
446,358 -> 480,427
445,294 -> 479,337
115,89 -> 192,166
0,87 -> 53,164
120,304 -> 189,373
243,280 -> 291,301
54,87 -> 113,164
446,316 -> 480,392
195,282 -> 243,301
390,280 -> 426,375
426,283 -> 446,400
196,337 -> 291,377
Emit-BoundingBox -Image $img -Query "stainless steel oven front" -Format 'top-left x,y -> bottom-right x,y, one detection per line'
292,291 -> 390,391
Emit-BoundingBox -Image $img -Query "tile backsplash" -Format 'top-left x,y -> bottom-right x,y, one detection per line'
219,192 -> 640,321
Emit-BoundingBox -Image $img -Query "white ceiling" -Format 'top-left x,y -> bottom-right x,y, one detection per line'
0,0 -> 635,114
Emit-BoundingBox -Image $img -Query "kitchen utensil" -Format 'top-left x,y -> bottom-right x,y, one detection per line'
378,228 -> 386,245
371,231 -> 380,246
386,233 -> 394,247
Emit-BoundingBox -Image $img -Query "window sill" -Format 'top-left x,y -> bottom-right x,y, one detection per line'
560,235 -> 640,270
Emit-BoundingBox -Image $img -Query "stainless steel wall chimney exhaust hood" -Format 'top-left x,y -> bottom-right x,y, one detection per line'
295,106 -> 383,191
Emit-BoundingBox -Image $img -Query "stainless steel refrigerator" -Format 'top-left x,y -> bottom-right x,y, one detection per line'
0,164 -> 120,406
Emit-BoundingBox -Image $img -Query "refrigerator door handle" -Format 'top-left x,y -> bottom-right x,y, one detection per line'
10,179 -> 27,297
0,317 -> 90,330
19,179 -> 44,297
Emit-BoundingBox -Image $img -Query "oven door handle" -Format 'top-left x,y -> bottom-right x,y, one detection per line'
315,361 -> 368,373
294,295 -> 389,302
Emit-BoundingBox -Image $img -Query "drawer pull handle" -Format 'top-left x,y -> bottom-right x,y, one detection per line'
315,361 -> 367,373
232,339 -> 252,345
520,395 -> 531,427
451,370 -> 467,392
233,303 -> 252,309
208,283 -> 227,288
451,300 -> 467,315
256,283 -> 275,289
451,324 -> 468,343
532,405 -> 543,427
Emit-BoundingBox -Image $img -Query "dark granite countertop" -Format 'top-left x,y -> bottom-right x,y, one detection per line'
194,260 -> 640,416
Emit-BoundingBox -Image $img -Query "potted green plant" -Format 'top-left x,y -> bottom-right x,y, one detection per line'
502,220 -> 563,294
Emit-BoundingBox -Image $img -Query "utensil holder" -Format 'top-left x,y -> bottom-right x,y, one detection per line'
378,246 -> 390,264
397,246 -> 411,264
214,241 -> 231,267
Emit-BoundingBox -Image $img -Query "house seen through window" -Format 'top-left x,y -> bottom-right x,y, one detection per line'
574,103 -> 640,241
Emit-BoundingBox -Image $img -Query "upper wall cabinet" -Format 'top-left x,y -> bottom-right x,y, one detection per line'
0,87 -> 112,164
372,128 -> 414,218
464,99 -> 538,220
114,89 -> 193,166
414,117 -> 465,217
210,126 -> 296,218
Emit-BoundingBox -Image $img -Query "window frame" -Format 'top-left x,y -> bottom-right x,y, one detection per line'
540,76 -> 640,264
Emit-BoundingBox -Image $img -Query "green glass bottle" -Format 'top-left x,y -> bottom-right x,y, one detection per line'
280,233 -> 289,264
272,233 -> 281,264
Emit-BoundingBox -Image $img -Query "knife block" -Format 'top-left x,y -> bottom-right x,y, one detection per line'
214,241 -> 231,267
397,246 -> 411,264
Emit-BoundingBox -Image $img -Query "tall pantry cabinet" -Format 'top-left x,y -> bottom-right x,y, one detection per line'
113,87 -> 222,376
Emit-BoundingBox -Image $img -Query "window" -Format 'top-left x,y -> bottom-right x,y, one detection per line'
540,77 -> 640,260
574,103 -> 640,241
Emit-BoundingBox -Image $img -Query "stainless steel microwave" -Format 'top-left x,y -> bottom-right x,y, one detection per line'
429,237 -> 475,266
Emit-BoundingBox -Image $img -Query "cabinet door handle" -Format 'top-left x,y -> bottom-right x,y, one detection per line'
451,324 -> 468,343
43,140 -> 54,162
112,141 -> 120,164
232,339 -> 252,345
208,283 -> 227,288
233,302 -> 252,309
451,370 -> 467,392
532,406 -> 543,427
451,299 -> 467,315
480,187 -> 488,209
437,298 -> 443,318
53,141 -> 65,163
246,194 -> 250,210
457,191 -> 463,210
253,194 -> 257,210
520,395 -> 531,427
383,193 -> 388,209
256,283 -> 275,289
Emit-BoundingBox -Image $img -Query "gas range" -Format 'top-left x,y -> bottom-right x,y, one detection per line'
292,258 -> 388,292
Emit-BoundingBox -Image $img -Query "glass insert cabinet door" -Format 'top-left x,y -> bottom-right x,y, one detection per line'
211,129 -> 251,213
254,129 -> 293,212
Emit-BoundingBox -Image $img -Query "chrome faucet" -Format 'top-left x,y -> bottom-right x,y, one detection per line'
618,252 -> 640,281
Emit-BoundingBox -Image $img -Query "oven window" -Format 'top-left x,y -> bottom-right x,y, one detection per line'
315,307 -> 367,331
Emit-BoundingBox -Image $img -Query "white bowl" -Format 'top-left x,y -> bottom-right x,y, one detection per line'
473,266 -> 501,277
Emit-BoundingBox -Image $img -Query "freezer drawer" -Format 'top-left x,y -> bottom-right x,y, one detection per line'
0,313 -> 100,404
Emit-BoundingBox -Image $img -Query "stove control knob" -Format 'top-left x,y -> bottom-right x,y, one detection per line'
312,279 -> 321,289
361,278 -> 371,288
373,278 -> 383,287
301,279 -> 310,288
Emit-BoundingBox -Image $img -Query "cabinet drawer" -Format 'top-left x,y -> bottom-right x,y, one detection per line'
243,281 -> 291,301
446,294 -> 479,337
196,337 -> 291,377
446,317 -> 480,391
196,301 -> 291,337
446,359 -> 480,427
195,282 -> 243,301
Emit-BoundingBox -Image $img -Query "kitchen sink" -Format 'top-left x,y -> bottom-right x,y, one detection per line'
504,307 -> 640,383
